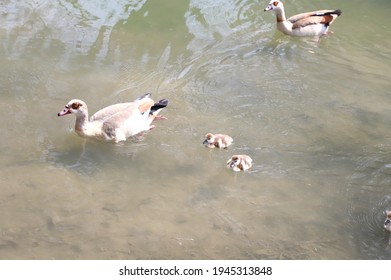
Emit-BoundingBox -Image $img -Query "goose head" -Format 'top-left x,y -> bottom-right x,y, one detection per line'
264,0 -> 284,12
57,99 -> 88,118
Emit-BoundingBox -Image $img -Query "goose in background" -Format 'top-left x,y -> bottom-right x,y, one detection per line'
264,0 -> 341,37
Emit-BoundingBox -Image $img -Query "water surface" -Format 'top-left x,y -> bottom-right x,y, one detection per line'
0,0 -> 391,259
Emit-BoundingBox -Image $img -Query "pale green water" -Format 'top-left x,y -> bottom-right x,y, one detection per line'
0,0 -> 391,259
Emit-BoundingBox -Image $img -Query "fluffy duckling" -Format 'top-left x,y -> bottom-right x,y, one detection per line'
264,0 -> 342,37
203,133 -> 233,149
227,155 -> 253,172
385,210 -> 391,232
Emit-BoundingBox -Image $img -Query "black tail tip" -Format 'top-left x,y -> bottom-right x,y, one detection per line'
150,99 -> 168,114
157,99 -> 169,107
334,9 -> 342,16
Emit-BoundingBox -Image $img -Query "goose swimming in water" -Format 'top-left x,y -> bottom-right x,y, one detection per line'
264,0 -> 342,37
57,93 -> 168,143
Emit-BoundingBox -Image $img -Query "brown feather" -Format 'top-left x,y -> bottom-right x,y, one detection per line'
292,15 -> 333,29
287,10 -> 335,23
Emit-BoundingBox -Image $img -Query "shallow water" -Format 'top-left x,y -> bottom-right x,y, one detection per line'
0,0 -> 391,259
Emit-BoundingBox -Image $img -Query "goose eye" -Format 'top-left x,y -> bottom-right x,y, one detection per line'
71,103 -> 81,110
273,1 -> 279,6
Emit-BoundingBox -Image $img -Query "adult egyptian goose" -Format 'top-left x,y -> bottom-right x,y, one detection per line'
227,155 -> 253,172
385,210 -> 391,232
264,0 -> 341,37
57,93 -> 168,143
203,133 -> 233,149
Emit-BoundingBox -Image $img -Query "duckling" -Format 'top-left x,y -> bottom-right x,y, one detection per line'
203,133 -> 233,149
384,210 -> 391,232
227,155 -> 253,172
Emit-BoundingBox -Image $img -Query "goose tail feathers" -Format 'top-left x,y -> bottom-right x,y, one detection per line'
150,99 -> 169,116
327,9 -> 341,17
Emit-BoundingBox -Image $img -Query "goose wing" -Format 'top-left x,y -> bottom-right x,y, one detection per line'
90,103 -> 134,122
100,96 -> 155,139
288,10 -> 341,29
90,93 -> 154,122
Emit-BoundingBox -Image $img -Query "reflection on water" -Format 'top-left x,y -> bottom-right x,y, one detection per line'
0,0 -> 391,259
0,0 -> 147,60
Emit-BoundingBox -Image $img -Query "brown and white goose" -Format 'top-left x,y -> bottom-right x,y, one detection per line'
227,155 -> 253,172
57,93 -> 168,143
264,0 -> 342,37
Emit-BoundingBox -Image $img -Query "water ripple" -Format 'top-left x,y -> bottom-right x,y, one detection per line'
347,152 -> 391,259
